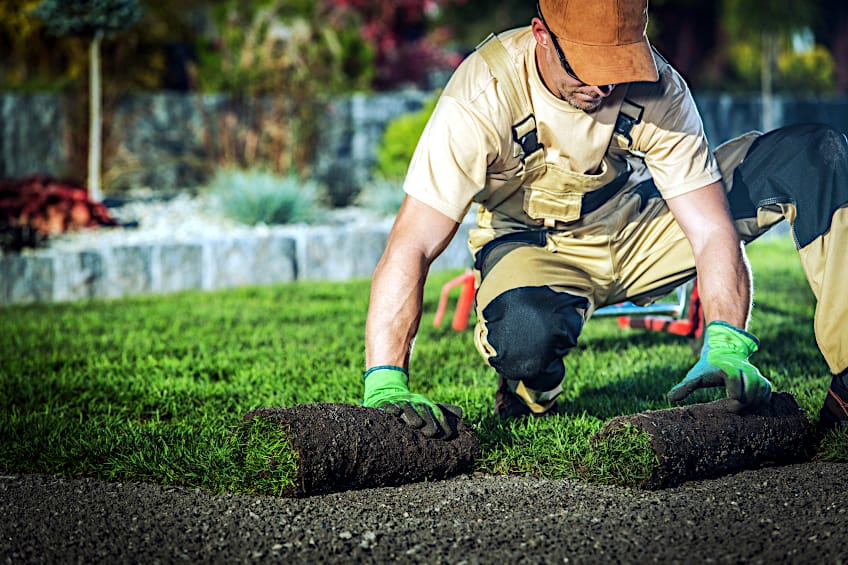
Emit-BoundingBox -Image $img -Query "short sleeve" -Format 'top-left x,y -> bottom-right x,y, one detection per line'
403,95 -> 500,223
630,69 -> 722,199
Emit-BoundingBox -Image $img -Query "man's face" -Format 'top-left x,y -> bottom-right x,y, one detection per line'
533,18 -> 616,113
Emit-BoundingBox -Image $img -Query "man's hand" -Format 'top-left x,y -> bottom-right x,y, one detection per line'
363,366 -> 461,439
667,321 -> 772,407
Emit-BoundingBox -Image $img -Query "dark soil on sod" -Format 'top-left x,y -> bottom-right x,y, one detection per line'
241,403 -> 480,496
595,393 -> 817,489
2,461 -> 846,563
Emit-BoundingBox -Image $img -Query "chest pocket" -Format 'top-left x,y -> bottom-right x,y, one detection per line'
523,159 -> 625,225
519,97 -> 642,227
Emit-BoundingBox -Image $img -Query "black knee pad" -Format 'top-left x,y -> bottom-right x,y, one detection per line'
729,123 -> 848,247
482,286 -> 589,391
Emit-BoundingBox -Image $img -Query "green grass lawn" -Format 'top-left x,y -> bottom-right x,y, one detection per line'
1,233 -> 845,494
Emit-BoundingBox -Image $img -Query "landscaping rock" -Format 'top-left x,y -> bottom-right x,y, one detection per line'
1,254 -> 53,303
0,193 -> 476,306
299,226 -> 389,281
159,243 -> 204,292
52,250 -> 106,301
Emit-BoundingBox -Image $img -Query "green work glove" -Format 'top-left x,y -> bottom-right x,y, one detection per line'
363,366 -> 461,439
667,321 -> 772,407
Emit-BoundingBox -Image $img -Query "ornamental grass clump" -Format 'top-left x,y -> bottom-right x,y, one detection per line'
355,178 -> 406,216
209,168 -> 323,226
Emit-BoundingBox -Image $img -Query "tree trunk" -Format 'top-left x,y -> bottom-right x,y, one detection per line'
88,33 -> 103,202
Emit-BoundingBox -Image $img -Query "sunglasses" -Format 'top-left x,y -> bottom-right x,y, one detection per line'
536,1 -> 584,84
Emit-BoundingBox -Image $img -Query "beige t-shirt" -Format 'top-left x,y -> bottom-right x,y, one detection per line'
403,27 -> 721,223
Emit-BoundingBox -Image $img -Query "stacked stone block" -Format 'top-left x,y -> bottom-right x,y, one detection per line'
0,221 -> 473,306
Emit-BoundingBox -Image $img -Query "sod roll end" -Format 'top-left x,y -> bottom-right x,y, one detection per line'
238,403 -> 481,496
591,392 -> 817,489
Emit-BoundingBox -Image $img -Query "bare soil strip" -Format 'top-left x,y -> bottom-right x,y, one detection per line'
2,462 -> 846,563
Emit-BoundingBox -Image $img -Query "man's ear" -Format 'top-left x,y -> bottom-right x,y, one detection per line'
530,18 -> 550,49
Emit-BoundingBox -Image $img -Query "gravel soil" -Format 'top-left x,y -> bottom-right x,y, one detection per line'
2,462 -> 846,564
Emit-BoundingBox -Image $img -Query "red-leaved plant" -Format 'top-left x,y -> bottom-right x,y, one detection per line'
0,176 -> 117,252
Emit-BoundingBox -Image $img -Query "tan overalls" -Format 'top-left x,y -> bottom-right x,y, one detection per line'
468,34 -> 848,413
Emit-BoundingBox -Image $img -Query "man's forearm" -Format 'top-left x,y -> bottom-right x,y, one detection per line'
665,181 -> 753,329
365,248 -> 429,370
364,195 -> 462,370
694,232 -> 752,328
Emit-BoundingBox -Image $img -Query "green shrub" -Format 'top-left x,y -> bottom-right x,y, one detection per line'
374,95 -> 439,180
778,44 -> 837,93
727,39 -> 837,93
355,177 -> 406,216
208,168 -> 323,225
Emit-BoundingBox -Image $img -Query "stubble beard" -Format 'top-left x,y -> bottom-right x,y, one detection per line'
562,88 -> 605,113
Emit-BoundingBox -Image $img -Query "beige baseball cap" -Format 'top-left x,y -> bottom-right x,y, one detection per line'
538,0 -> 659,85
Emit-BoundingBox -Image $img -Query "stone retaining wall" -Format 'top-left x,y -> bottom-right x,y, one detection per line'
0,90 -> 432,197
0,220 -> 474,306
2,91 -> 848,193
0,94 -> 68,181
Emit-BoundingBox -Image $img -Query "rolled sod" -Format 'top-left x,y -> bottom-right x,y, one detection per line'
239,403 -> 481,496
591,392 -> 817,489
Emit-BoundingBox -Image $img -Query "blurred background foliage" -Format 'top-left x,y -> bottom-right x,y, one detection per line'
3,0 -> 846,96
193,0 -> 374,95
1,0 -> 847,211
374,94 -> 438,181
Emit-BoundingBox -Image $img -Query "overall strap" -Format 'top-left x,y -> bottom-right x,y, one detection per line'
475,33 -> 543,161
612,47 -> 667,146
